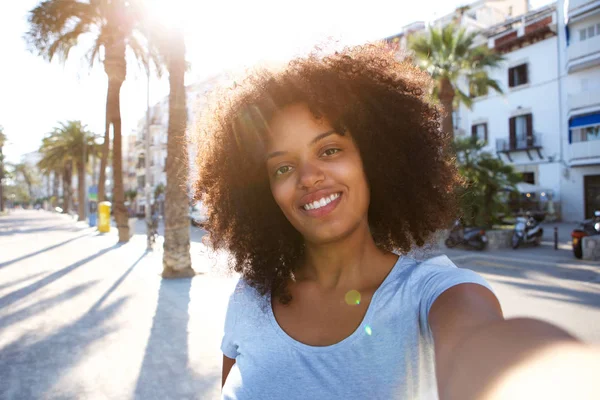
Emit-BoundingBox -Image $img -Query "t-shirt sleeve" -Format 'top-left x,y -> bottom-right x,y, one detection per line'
415,255 -> 495,335
221,279 -> 243,359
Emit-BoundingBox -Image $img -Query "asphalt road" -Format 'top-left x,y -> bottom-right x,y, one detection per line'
0,210 -> 599,399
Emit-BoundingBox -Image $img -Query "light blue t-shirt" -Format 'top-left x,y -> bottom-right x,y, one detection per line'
221,255 -> 493,399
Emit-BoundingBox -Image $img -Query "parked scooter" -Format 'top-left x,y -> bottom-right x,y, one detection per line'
511,212 -> 544,249
571,210 -> 600,259
445,220 -> 488,250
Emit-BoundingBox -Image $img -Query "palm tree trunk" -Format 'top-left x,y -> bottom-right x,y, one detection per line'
439,77 -> 456,138
162,31 -> 193,278
63,162 -> 72,213
77,161 -> 85,221
105,33 -> 129,242
52,169 -> 59,207
98,116 -> 109,203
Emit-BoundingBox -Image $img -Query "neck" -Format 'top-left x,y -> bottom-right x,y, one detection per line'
298,219 -> 395,290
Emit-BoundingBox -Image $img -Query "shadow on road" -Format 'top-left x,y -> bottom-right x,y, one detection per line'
0,250 -> 148,399
0,271 -> 48,292
134,277 -> 218,399
0,243 -> 120,309
464,260 -> 600,310
0,232 -> 91,270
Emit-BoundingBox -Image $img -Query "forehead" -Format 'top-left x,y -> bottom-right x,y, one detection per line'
266,103 -> 333,148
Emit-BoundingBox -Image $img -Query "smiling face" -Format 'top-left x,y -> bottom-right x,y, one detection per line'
265,103 -> 370,244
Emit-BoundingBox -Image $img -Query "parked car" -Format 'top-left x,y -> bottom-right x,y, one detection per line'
190,202 -> 208,227
571,210 -> 600,259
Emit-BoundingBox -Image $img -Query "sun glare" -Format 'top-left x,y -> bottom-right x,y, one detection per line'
144,0 -> 198,30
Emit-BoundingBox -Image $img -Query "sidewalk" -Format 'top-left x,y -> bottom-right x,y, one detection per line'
0,210 -> 235,399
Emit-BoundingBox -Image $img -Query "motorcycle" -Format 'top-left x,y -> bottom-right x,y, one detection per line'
445,220 -> 488,251
511,212 -> 544,249
571,210 -> 600,259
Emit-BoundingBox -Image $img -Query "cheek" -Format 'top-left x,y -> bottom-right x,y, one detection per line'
270,180 -> 294,212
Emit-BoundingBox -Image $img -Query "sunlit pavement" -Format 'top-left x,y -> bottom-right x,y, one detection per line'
0,211 -> 599,399
0,210 -> 235,399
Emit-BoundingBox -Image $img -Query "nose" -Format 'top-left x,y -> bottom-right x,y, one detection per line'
297,161 -> 325,189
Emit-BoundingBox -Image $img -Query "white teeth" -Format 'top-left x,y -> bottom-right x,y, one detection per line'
303,193 -> 340,211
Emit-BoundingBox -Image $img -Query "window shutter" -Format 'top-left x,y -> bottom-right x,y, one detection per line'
526,114 -> 533,147
523,64 -> 529,84
508,68 -> 515,87
484,123 -> 488,142
526,114 -> 533,137
471,125 -> 477,138
509,117 -> 516,149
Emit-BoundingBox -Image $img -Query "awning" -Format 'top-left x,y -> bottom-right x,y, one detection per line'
569,113 -> 600,129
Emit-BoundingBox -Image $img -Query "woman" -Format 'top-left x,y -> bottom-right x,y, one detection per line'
195,44 -> 597,399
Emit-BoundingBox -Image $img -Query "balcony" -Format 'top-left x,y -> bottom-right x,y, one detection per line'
567,37 -> 600,72
570,139 -> 600,165
568,0 -> 600,16
496,133 -> 543,161
568,86 -> 600,112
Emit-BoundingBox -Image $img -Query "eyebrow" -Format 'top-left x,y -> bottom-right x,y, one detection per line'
266,130 -> 339,161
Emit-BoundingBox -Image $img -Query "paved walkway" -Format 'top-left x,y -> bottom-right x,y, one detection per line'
0,210 -> 235,400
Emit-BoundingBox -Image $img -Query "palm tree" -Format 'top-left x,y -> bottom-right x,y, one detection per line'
0,126 -> 6,212
409,23 -> 504,137
26,0 -> 160,241
147,23 -> 193,277
38,121 -> 100,221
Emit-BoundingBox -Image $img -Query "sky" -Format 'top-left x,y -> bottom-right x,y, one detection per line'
0,0 -> 553,164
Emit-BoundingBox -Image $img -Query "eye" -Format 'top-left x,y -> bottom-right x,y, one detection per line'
322,148 -> 340,157
275,165 -> 293,176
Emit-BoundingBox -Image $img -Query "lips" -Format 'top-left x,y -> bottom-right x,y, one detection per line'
298,189 -> 343,218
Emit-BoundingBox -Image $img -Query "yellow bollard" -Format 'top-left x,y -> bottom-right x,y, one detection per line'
98,201 -> 112,233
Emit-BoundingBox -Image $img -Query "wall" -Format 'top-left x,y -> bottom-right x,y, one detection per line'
561,165 -> 600,221
457,36 -> 561,163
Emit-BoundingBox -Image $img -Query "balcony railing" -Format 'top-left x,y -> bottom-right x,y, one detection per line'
496,133 -> 543,161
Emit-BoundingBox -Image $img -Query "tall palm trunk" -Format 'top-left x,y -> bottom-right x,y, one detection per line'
62,162 -> 72,213
98,117 -> 109,203
162,31 -> 193,278
105,32 -> 129,242
439,77 -> 456,138
52,169 -> 59,207
77,161 -> 85,221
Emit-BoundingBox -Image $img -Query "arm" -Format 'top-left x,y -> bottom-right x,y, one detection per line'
222,354 -> 236,388
430,283 -> 600,399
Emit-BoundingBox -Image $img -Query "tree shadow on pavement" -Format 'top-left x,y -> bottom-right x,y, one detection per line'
0,271 -> 48,292
0,232 -> 92,270
134,277 -> 219,400
0,296 -> 130,399
463,261 -> 600,309
0,243 -> 121,309
0,251 -> 148,399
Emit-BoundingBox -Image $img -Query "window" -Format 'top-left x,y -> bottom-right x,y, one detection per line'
471,123 -> 488,142
580,23 -> 600,41
521,172 -> 535,185
509,114 -> 534,149
572,125 -> 600,143
508,64 -> 528,87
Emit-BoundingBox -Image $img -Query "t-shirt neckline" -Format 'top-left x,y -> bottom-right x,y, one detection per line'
267,255 -> 404,353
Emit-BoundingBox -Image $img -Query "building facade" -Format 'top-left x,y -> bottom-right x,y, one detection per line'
455,4 -> 563,218
558,0 -> 600,220
130,75 -> 226,215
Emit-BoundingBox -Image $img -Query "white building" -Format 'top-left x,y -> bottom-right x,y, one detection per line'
558,0 -> 600,221
455,4 -> 563,217
130,74 -> 226,215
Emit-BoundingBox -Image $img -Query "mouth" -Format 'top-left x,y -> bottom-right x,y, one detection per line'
300,192 -> 342,217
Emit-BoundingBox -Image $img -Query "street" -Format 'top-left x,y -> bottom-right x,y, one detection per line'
1,210 -> 599,399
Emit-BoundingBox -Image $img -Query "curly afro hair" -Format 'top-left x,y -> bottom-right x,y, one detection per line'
194,43 -> 461,304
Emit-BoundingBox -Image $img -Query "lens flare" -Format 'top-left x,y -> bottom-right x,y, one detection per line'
345,289 -> 361,305
365,325 -> 372,336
